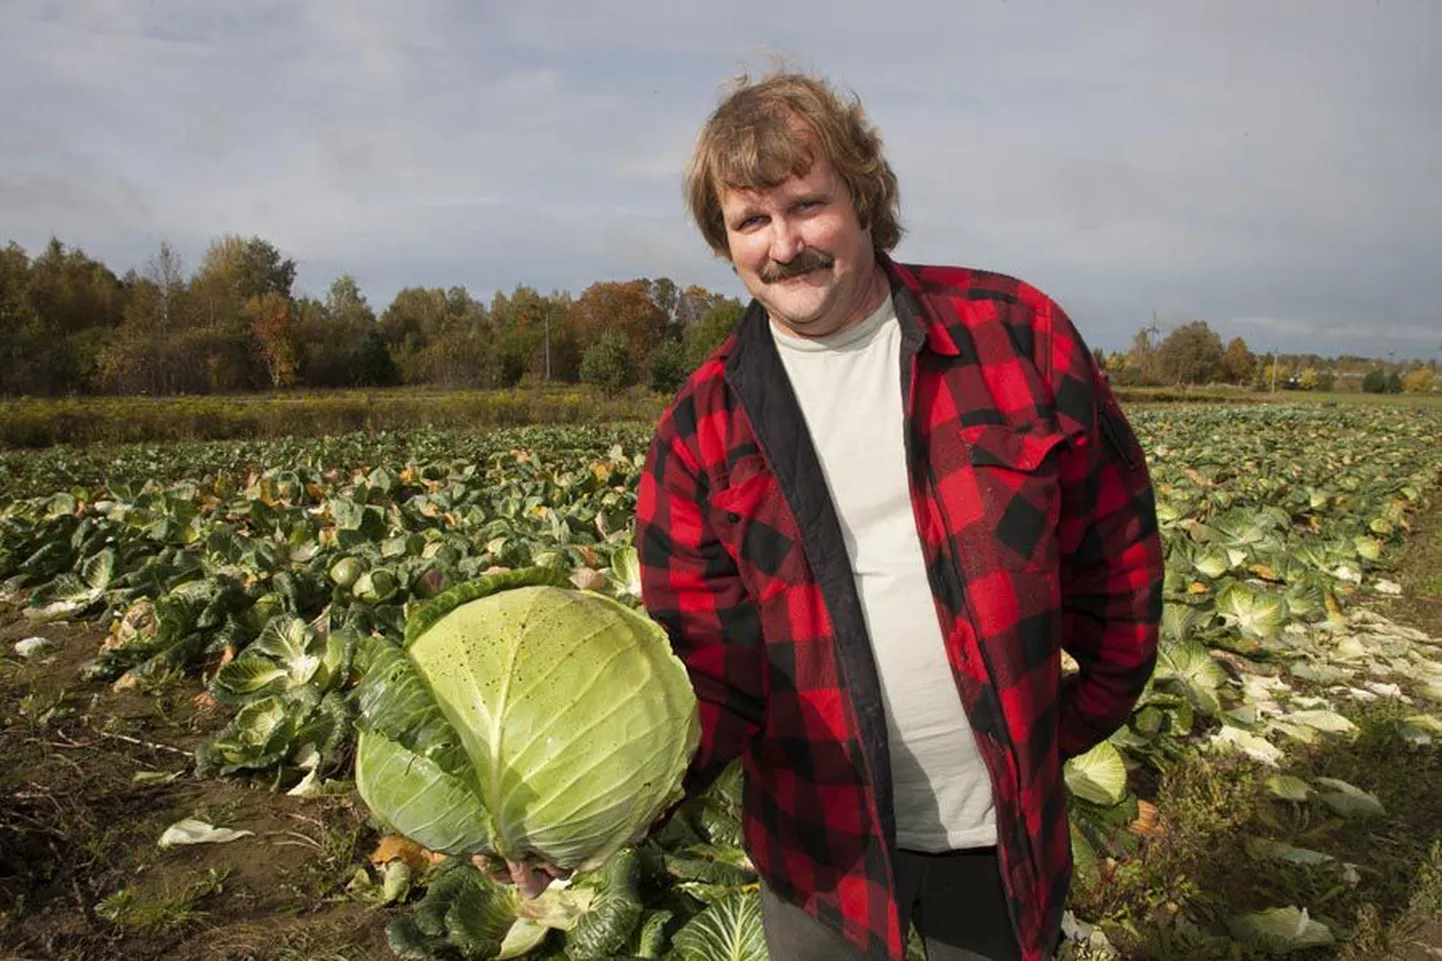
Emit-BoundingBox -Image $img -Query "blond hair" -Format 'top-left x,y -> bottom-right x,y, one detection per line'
684,71 -> 903,259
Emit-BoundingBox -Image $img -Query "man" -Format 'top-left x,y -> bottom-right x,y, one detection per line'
630,70 -> 1164,961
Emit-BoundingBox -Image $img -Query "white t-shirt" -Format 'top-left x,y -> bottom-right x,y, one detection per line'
769,294 -> 996,851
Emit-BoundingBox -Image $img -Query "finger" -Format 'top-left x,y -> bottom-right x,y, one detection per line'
472,854 -> 514,885
508,860 -> 548,899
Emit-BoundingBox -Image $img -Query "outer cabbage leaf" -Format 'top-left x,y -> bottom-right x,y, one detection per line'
354,728 -> 492,856
670,891 -> 767,961
1226,906 -> 1334,952
1064,740 -> 1129,807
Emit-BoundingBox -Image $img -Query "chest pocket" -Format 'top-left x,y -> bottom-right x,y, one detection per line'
959,424 -> 1068,573
709,456 -> 807,594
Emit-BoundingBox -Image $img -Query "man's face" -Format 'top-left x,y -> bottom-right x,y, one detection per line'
718,151 -> 881,339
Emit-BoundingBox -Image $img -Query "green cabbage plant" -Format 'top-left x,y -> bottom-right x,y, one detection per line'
354,568 -> 700,873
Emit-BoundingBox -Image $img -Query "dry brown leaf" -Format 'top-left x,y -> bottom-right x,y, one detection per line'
1127,799 -> 1168,838
370,834 -> 436,873
571,567 -> 606,591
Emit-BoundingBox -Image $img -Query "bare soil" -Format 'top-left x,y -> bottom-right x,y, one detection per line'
0,613 -> 398,961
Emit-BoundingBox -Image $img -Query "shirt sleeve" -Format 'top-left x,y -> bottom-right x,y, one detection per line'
1035,294 -> 1165,760
634,411 -> 768,797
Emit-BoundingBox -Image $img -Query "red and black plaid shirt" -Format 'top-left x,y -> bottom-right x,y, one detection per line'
636,256 -> 1163,961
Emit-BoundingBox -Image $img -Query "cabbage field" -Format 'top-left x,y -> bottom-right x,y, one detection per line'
3,405 -> 1442,960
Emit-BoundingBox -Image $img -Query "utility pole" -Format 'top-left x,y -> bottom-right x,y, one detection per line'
1271,350 -> 1279,393
544,311 -> 551,383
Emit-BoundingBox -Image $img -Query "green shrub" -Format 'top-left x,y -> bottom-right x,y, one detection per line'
579,333 -> 636,397
647,339 -> 689,395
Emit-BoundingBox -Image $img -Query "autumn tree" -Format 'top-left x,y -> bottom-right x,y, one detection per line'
675,284 -> 731,329
1121,324 -> 1163,385
194,234 -> 296,306
490,286 -> 575,386
245,292 -> 299,387
1402,367 -> 1435,393
187,235 -> 297,389
647,277 -> 681,335
379,285 -> 499,387
1155,320 -> 1225,386
568,280 -> 668,364
421,287 -> 490,388
1221,337 -> 1256,385
97,242 -> 199,394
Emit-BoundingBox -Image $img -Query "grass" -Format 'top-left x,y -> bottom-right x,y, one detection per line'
0,384 -> 667,448
1410,513 -> 1442,599
94,868 -> 230,934
4,382 -> 1437,450
272,805 -> 371,902
1112,384 -> 1442,408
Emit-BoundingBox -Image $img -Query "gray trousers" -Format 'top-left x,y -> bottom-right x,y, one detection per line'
758,847 -> 1024,961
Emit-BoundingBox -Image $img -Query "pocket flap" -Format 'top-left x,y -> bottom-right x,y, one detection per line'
963,424 -> 1067,472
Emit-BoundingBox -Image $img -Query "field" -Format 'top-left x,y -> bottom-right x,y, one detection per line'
3,402 -> 1442,960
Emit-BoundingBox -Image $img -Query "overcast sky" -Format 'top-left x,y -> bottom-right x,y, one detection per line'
3,1 -> 1439,358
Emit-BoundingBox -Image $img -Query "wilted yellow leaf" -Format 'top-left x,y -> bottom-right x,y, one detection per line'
1249,564 -> 1280,582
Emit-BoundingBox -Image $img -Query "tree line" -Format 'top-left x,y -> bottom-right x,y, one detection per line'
0,235 -> 745,398
1098,320 -> 1437,394
3,234 -> 1435,399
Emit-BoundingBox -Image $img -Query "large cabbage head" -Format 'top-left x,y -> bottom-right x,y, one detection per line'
354,568 -> 699,872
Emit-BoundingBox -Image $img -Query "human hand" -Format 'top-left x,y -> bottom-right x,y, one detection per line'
471,853 -> 572,899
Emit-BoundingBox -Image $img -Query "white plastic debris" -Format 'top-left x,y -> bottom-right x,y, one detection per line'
158,818 -> 254,849
14,636 -> 53,657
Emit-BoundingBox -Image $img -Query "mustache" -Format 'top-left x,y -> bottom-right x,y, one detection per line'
759,250 -> 835,283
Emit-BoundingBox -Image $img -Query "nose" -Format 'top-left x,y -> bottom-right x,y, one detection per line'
768,216 -> 805,264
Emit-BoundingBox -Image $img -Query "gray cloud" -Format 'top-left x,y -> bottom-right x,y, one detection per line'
1,0 -> 1438,358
